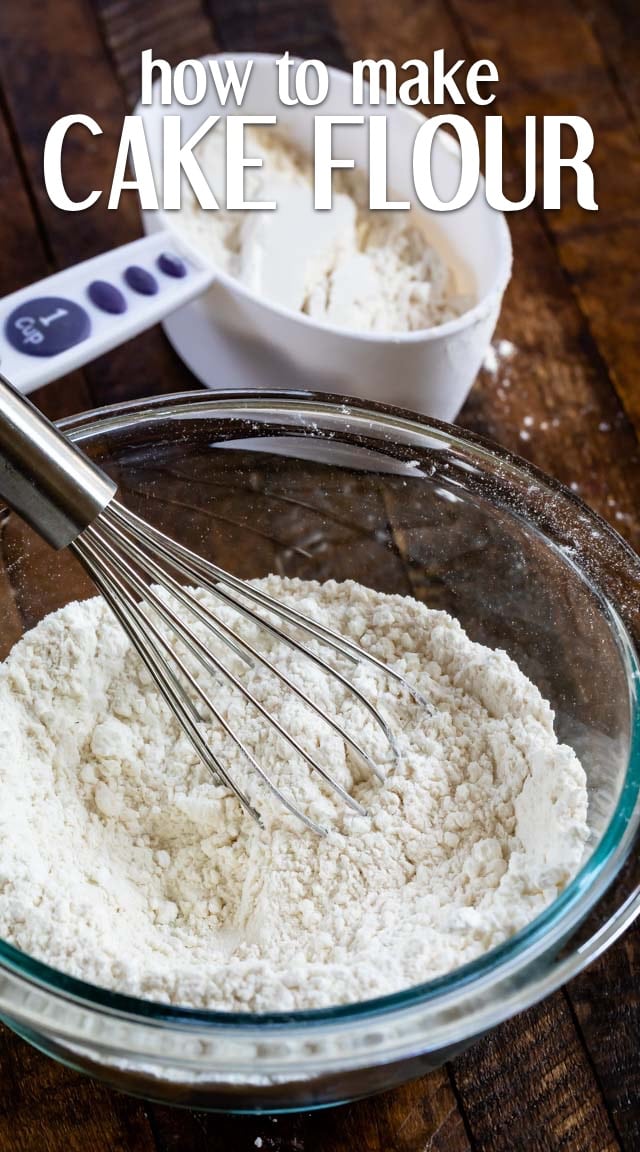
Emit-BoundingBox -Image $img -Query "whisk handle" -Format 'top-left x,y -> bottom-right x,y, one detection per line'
0,373 -> 116,548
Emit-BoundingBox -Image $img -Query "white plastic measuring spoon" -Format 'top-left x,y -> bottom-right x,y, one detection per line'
0,233 -> 214,395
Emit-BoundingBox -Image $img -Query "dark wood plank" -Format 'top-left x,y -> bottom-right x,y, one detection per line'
0,1028 -> 157,1152
206,0 -> 345,68
92,0 -> 217,106
463,208 -> 640,553
568,934 -> 640,1150
574,0 -> 640,129
150,1069 -> 471,1152
447,0 -> 640,441
330,0 -> 640,552
453,996 -> 621,1152
0,519 -> 24,660
0,0 -> 198,409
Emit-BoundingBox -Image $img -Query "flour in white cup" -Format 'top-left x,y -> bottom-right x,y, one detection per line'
0,577 -> 588,1011
178,127 -> 473,333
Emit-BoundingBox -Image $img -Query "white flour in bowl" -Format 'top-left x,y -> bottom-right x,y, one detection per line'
0,577 -> 588,1011
178,127 -> 472,333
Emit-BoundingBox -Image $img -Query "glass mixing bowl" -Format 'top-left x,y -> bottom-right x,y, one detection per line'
0,390 -> 638,1112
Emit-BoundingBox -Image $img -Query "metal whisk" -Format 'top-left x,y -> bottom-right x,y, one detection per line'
0,375 -> 425,834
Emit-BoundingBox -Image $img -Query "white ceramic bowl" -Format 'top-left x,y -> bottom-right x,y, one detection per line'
137,54 -> 512,421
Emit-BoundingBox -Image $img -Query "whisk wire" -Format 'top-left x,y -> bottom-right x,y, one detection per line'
0,373 -> 431,837
77,536 -> 263,824
80,536 -> 331,836
98,511 -> 394,779
104,505 -> 403,766
69,496 -> 433,833
76,523 -> 368,825
108,502 -> 429,711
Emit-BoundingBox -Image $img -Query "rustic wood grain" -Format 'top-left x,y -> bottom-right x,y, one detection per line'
149,1069 -> 471,1152
447,0 -> 640,440
93,0 -> 216,106
0,0 -> 638,1149
452,999 -> 621,1152
0,0 -> 198,409
0,1028 -> 156,1152
333,0 -> 640,550
0,516 -> 24,660
567,937 -> 640,1149
574,0 -> 640,130
205,0 -> 345,68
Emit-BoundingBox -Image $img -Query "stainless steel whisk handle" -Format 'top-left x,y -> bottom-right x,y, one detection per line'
0,373 -> 116,548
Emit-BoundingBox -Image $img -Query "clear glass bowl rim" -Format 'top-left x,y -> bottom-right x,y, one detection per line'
0,388 -> 638,1051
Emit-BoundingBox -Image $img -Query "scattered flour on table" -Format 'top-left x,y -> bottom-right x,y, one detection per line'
483,338 -> 517,376
0,577 -> 588,1011
177,126 -> 473,333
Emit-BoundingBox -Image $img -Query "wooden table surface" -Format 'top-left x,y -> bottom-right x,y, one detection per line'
0,0 -> 638,1149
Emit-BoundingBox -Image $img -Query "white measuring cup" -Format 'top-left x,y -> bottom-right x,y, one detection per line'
0,55 -> 511,420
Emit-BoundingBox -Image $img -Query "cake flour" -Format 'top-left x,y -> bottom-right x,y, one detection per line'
0,577 -> 589,1011
178,126 -> 472,333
